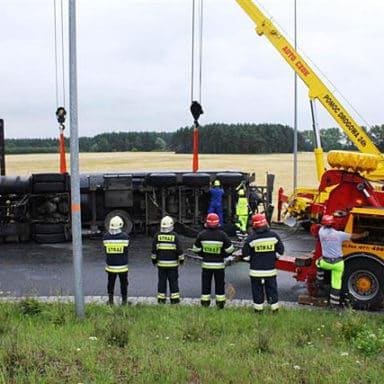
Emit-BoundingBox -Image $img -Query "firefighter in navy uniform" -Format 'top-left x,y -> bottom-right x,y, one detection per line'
103,215 -> 130,306
192,213 -> 234,308
242,213 -> 284,313
151,216 -> 184,304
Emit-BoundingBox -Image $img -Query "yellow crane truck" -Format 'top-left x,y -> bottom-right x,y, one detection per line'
236,0 -> 384,309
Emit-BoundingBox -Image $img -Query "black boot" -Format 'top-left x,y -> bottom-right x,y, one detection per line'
201,300 -> 210,307
216,301 -> 225,310
121,295 -> 127,305
108,294 -> 114,306
170,298 -> 180,304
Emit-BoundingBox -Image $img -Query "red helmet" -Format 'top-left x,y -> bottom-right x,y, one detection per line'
252,213 -> 268,228
321,215 -> 334,226
206,213 -> 220,228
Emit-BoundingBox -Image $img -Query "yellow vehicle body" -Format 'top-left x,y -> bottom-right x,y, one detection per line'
235,1 -> 384,308
343,207 -> 384,263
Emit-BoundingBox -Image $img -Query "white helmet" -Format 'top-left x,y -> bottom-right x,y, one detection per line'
109,216 -> 124,231
160,216 -> 174,233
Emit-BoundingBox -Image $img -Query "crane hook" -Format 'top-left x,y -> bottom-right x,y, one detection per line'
56,107 -> 66,129
190,100 -> 203,126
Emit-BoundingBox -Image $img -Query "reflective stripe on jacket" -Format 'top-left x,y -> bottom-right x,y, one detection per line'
242,228 -> 284,273
249,268 -> 277,277
193,228 -> 234,268
152,231 -> 183,268
103,231 -> 130,273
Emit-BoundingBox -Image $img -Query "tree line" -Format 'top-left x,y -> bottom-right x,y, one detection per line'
301,125 -> 384,152
4,123 -> 384,154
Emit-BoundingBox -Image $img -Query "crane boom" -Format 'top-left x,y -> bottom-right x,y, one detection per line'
236,0 -> 384,180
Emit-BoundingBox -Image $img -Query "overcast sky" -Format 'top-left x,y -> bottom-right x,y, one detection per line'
1,0 -> 384,139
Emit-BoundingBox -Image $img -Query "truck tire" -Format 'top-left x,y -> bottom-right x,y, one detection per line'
34,223 -> 66,235
0,175 -> 31,194
35,233 -> 67,243
216,172 -> 244,186
104,209 -> 133,234
182,173 -> 211,187
343,257 -> 384,310
32,182 -> 66,193
32,173 -> 67,183
146,173 -> 177,187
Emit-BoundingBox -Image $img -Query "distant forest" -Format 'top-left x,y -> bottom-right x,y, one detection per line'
4,123 -> 384,154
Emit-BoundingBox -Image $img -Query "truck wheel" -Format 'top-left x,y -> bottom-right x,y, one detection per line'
32,173 -> 67,183
343,258 -> 384,310
104,210 -> 133,234
33,182 -> 66,193
35,233 -> 67,243
216,172 -> 243,186
34,223 -> 66,235
182,173 -> 211,187
0,175 -> 31,194
146,173 -> 177,187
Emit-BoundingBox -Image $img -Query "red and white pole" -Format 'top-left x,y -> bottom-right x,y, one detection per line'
59,127 -> 67,173
192,124 -> 199,172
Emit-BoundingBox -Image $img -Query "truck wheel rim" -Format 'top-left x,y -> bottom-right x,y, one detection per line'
348,271 -> 379,301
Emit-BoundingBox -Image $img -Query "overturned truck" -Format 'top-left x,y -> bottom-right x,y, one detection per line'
0,171 -> 274,243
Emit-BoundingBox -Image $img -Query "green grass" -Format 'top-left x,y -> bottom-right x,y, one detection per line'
1,300 -> 384,383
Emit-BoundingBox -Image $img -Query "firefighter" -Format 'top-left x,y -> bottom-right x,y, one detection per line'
316,215 -> 368,308
242,213 -> 284,313
235,189 -> 249,234
208,179 -> 225,227
103,215 -> 130,305
151,216 -> 184,304
249,185 -> 262,213
192,212 -> 234,308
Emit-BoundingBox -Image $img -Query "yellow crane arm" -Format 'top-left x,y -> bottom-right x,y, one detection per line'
236,0 -> 384,179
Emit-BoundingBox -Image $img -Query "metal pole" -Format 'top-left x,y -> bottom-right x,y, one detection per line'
293,0 -> 298,191
0,119 -> 5,176
69,0 -> 84,318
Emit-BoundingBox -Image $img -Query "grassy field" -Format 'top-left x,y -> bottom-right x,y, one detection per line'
5,151 -> 320,196
1,301 -> 384,383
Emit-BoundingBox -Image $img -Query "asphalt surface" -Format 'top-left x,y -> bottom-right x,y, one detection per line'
0,226 -> 315,302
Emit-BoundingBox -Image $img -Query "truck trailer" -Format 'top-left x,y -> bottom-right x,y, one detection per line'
0,170 -> 274,243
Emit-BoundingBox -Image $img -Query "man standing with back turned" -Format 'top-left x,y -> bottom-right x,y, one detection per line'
151,215 -> 184,304
192,213 -> 234,308
103,215 -> 130,306
242,213 -> 284,313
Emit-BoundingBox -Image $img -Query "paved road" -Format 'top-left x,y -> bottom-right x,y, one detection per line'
0,226 -> 315,302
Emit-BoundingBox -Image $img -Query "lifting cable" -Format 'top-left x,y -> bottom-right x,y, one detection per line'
190,0 -> 204,172
53,0 -> 67,173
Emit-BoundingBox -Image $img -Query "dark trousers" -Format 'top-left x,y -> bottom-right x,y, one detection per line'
250,276 -> 278,305
208,204 -> 224,227
158,267 -> 179,295
107,272 -> 128,297
201,268 -> 225,301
